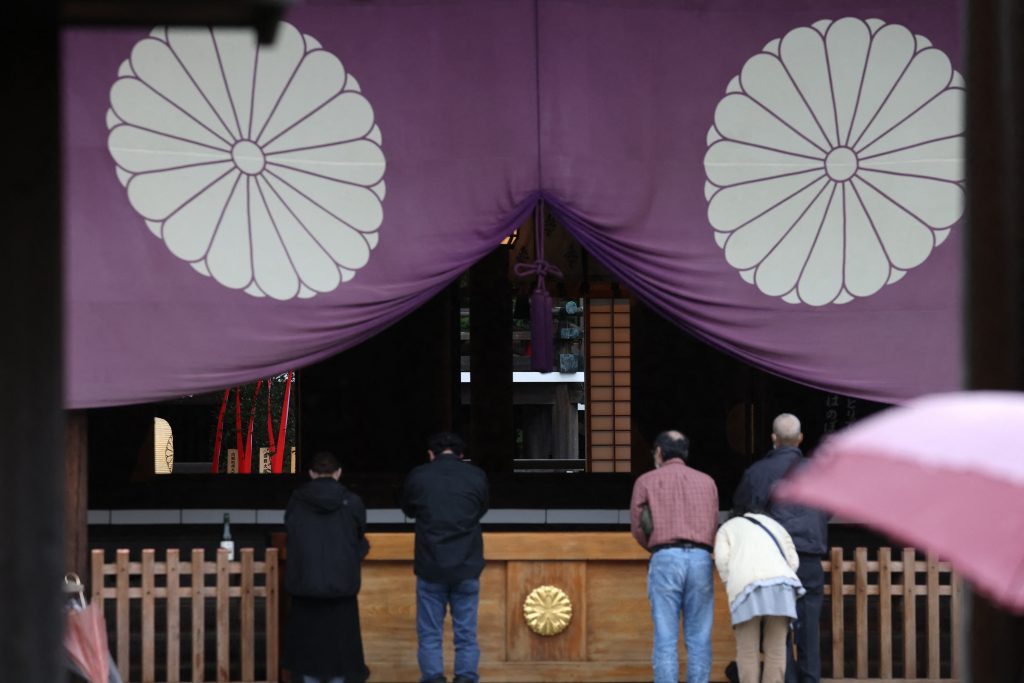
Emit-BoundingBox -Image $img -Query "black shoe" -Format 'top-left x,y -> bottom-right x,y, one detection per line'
424,677 -> 447,683
452,677 -> 477,683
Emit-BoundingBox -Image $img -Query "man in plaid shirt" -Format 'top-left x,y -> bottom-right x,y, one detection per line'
630,430 -> 719,683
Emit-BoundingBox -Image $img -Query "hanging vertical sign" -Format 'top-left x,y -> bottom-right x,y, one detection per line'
226,448 -> 239,474
258,447 -> 273,474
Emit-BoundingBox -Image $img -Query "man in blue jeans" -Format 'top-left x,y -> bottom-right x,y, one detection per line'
401,432 -> 489,683
630,431 -> 720,683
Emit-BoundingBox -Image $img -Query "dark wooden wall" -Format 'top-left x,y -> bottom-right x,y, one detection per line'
469,247 -> 515,472
300,283 -> 460,475
630,300 -> 886,506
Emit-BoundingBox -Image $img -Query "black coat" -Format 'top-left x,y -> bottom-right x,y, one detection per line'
285,478 -> 368,598
733,446 -> 829,556
400,453 -> 489,583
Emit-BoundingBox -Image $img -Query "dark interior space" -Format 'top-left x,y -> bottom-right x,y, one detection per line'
87,218 -> 887,512
630,300 -> 888,507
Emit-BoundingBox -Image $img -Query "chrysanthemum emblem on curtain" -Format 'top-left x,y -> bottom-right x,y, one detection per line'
107,23 -> 386,300
704,18 -> 964,306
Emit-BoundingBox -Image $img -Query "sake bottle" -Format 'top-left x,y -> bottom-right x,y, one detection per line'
219,513 -> 235,561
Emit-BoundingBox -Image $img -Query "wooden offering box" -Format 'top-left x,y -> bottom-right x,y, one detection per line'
358,532 -> 734,682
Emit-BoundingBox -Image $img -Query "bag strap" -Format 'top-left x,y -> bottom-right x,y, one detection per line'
742,514 -> 788,562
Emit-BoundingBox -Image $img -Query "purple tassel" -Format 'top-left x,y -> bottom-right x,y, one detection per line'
530,287 -> 554,372
513,200 -> 562,373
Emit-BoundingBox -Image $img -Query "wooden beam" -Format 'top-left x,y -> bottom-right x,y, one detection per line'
966,0 -> 1024,392
469,246 -> 514,471
0,3 -> 64,682
66,411 -> 88,579
878,548 -> 893,679
59,0 -> 288,43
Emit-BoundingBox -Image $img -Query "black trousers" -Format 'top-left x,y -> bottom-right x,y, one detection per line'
284,596 -> 370,683
786,555 -> 824,683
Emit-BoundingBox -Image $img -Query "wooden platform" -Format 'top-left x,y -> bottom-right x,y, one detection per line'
360,532 -> 735,682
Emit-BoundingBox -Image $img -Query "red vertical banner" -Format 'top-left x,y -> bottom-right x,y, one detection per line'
233,388 -> 243,471
241,380 -> 263,473
266,380 -> 276,455
271,372 -> 293,473
210,388 -> 231,473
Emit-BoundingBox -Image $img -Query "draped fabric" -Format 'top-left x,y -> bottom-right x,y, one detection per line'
63,0 -> 963,408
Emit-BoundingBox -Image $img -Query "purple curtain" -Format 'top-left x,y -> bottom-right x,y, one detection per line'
63,0 -> 962,408
538,0 -> 963,403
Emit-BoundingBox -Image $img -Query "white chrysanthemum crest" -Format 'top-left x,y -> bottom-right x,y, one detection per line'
704,17 -> 964,306
107,22 -> 386,300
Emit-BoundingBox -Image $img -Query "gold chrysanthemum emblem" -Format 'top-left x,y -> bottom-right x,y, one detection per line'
523,585 -> 573,636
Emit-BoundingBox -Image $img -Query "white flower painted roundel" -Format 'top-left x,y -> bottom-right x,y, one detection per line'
107,23 -> 386,300
704,18 -> 964,306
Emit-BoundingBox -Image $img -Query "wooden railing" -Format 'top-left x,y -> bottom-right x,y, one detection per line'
90,548 -> 279,683
91,542 -> 960,683
823,547 -> 963,683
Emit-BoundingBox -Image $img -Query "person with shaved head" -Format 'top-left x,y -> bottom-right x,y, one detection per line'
733,414 -> 829,683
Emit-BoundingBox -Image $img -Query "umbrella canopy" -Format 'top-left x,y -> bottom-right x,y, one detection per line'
775,391 -> 1024,614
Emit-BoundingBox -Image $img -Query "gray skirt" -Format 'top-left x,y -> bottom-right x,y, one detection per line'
730,579 -> 802,626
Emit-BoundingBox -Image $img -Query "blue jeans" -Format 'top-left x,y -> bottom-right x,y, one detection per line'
416,577 -> 481,683
648,548 -> 714,683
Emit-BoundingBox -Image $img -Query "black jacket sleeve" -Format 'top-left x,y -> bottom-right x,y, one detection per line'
733,468 -> 755,513
478,470 -> 490,520
400,470 -> 419,519
350,493 -> 370,560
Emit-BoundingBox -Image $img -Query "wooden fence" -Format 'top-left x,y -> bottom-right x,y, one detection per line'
823,547 -> 963,683
90,548 -> 279,683
92,543 -> 959,683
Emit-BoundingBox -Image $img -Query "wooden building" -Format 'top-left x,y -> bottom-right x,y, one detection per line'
6,1 -> 1024,682
82,215 -> 902,682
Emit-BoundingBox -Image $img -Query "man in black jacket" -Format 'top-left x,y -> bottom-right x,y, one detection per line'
733,413 -> 828,683
401,432 -> 489,683
284,451 -> 370,683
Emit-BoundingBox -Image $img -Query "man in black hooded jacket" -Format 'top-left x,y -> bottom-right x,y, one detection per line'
284,451 -> 370,683
733,413 -> 828,683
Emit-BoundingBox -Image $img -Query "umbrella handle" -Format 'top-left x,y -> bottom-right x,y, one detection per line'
63,572 -> 86,609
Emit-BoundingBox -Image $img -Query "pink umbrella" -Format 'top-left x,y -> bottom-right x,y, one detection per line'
775,391 -> 1024,614
65,601 -> 111,683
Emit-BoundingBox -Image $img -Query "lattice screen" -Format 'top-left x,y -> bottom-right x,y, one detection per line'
586,298 -> 631,473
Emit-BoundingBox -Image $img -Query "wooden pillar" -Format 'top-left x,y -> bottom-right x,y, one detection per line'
965,1 -> 1024,681
66,412 -> 89,580
469,246 -> 514,471
0,3 -> 64,681
551,383 -> 579,459
435,282 -> 459,435
522,405 -> 551,459
966,0 -> 1024,390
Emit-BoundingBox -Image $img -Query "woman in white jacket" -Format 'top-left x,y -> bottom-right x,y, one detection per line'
714,512 -> 804,683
